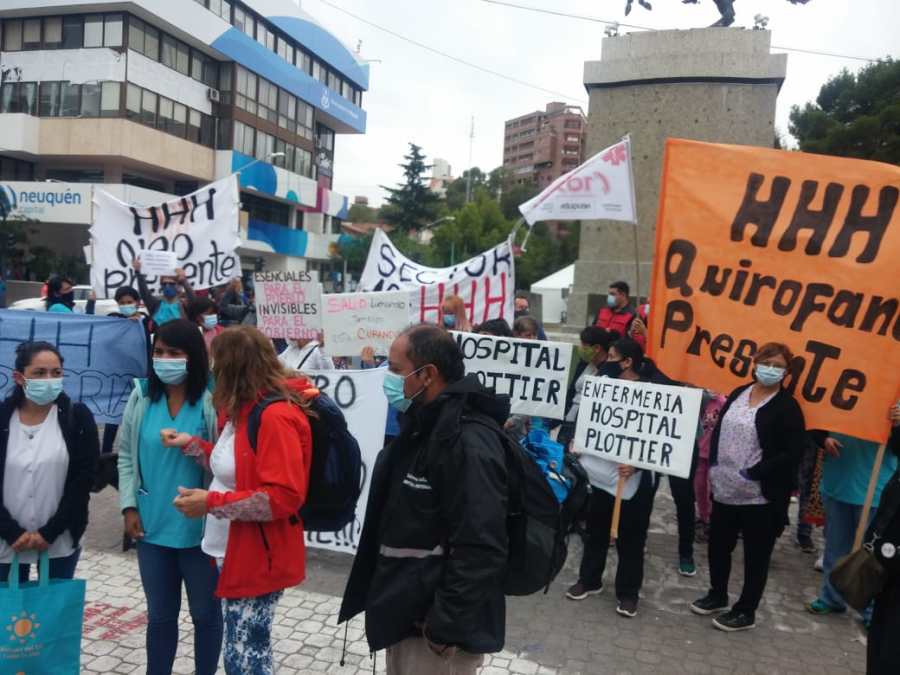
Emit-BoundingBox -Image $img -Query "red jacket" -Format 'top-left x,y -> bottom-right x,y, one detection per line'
189,378 -> 313,599
595,305 -> 647,350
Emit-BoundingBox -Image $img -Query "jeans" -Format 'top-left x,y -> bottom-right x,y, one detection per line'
578,471 -> 655,601
820,495 -> 875,619
136,541 -> 223,675
708,501 -> 781,615
223,591 -> 282,675
0,547 -> 80,583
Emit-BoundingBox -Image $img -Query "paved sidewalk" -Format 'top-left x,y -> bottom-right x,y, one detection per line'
79,486 -> 868,674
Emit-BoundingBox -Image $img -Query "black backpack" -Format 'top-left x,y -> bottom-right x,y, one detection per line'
465,416 -> 590,596
248,392 -> 363,532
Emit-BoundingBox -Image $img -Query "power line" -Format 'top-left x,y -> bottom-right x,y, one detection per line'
313,0 -> 588,104
482,0 -> 882,63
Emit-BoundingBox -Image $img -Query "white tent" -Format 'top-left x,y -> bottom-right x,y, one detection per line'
530,264 -> 574,324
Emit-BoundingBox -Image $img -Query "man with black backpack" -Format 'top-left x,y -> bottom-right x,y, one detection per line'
338,324 -> 509,674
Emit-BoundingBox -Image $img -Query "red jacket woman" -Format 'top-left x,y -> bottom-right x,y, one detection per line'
169,326 -> 313,675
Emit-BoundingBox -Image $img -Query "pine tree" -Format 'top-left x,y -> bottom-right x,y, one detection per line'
380,143 -> 442,232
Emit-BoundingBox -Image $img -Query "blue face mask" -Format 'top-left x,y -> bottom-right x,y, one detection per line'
382,366 -> 427,412
24,378 -> 64,406
442,315 -> 456,329
161,284 -> 178,299
202,315 -> 219,330
153,358 -> 188,385
606,293 -> 617,308
755,364 -> 785,387
118,304 -> 138,317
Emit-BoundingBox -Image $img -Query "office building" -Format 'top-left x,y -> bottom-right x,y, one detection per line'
503,102 -> 585,187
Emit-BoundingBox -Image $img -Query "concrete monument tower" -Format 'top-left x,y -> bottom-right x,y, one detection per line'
567,28 -> 787,325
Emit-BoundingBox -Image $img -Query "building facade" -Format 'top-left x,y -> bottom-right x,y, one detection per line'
502,101 -> 585,188
0,0 -> 367,288
428,157 -> 452,197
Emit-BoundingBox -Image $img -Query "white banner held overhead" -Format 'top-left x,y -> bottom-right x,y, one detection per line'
303,369 -> 388,553
91,175 -> 241,297
254,271 -> 323,340
359,230 -> 515,325
452,331 -> 573,420
573,377 -> 702,479
322,290 -> 418,357
518,137 -> 637,225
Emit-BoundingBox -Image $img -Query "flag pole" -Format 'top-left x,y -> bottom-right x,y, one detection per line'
624,135 -> 642,302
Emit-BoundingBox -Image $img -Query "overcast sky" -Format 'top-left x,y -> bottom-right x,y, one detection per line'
305,0 -> 897,207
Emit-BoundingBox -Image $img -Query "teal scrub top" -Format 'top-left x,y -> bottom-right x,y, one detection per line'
820,432 -> 898,507
47,302 -> 73,313
153,301 -> 182,326
137,396 -> 208,548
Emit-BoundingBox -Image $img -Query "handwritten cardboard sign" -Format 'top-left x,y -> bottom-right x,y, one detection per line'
254,270 -> 322,339
573,377 -> 702,479
452,331 -> 573,420
321,291 -> 417,357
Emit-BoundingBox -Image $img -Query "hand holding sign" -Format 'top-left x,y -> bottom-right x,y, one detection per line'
138,251 -> 178,277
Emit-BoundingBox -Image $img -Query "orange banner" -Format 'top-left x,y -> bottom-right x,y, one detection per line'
649,139 -> 900,443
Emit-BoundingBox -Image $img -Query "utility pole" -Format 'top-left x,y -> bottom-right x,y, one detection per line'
465,115 -> 475,204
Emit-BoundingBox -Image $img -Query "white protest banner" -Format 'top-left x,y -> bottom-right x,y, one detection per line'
359,229 -> 515,325
254,270 -> 322,339
138,250 -> 177,277
303,369 -> 388,553
518,137 -> 637,225
322,290 -> 418,357
91,175 -> 240,297
573,377 -> 702,479
452,331 -> 572,420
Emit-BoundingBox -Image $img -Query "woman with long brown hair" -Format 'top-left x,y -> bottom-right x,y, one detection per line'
165,326 -> 313,675
440,294 -> 473,332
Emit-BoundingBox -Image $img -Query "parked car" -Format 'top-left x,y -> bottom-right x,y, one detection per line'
10,285 -> 119,315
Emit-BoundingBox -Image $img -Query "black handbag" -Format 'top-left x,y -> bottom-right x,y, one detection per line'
830,472 -> 900,612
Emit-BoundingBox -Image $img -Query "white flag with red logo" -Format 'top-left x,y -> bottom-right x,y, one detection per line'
517,137 -> 637,225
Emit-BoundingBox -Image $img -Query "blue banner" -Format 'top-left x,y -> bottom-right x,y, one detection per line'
0,310 -> 148,424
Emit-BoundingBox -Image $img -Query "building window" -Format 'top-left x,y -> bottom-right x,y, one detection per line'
158,96 -> 174,133
129,17 -> 159,60
257,78 -> 278,123
0,156 -> 35,181
235,66 -> 257,115
297,99 -> 313,139
101,81 -> 120,116
141,89 -> 157,127
161,35 -> 177,69
62,16 -> 83,48
199,114 -> 216,148
317,125 -> 335,152
104,14 -> 123,47
38,82 -> 61,117
81,82 -> 101,117
191,51 -> 218,87
43,17 -> 63,48
295,147 -> 312,177
277,36 -> 292,64
278,91 -> 297,133
255,131 -> 274,161
297,50 -> 312,75
83,14 -> 103,48
233,7 -> 254,39
2,20 -> 23,51
234,121 -> 255,156
22,19 -> 41,50
46,168 -> 104,183
187,109 -> 202,143
126,83 -> 141,119
59,83 -> 80,116
312,61 -> 324,83
173,102 -> 187,137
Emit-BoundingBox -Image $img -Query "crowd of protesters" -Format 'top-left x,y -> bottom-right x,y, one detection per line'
0,271 -> 897,675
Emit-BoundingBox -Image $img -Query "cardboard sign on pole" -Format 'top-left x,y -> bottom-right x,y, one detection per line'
254,271 -> 322,339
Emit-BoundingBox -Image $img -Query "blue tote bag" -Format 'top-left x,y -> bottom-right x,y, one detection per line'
0,552 -> 85,675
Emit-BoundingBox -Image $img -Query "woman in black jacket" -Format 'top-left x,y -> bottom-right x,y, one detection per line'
0,341 -> 99,581
868,409 -> 900,675
690,341 -> 806,632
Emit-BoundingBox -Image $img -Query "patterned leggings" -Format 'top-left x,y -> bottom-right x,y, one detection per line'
223,591 -> 283,675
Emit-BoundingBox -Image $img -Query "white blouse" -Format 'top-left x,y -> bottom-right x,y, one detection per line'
0,407 -> 75,563
201,421 -> 236,560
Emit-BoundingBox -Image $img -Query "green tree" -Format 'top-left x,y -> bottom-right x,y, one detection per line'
445,167 -> 487,211
337,233 -> 372,277
500,181 -> 540,221
380,143 -> 442,232
788,58 -> 900,164
347,202 -> 378,223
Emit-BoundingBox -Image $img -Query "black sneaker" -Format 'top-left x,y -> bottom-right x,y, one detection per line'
713,610 -> 756,632
795,535 -> 817,554
690,594 -> 729,616
565,581 -> 603,601
616,598 -> 638,618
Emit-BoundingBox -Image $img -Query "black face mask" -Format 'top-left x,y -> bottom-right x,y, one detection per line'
60,291 -> 75,305
598,359 -> 624,379
514,309 -> 528,318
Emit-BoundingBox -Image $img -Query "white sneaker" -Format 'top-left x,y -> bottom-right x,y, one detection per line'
814,555 -> 824,572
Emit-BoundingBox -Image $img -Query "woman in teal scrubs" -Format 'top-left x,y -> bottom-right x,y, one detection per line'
116,319 -> 222,674
132,258 -> 194,327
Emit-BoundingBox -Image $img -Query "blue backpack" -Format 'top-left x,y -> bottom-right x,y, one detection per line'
247,392 -> 363,532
